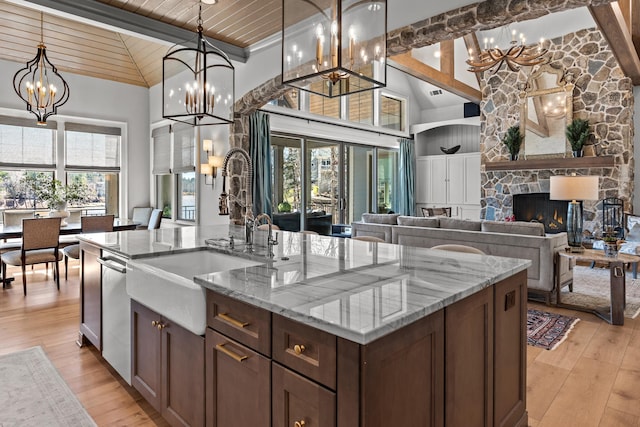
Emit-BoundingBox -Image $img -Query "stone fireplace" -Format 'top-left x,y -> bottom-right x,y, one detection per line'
480,27 -> 634,237
512,193 -> 575,234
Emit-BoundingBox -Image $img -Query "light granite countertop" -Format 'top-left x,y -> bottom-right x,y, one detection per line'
79,225 -> 531,344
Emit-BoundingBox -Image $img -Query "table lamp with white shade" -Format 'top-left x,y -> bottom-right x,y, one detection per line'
550,174 -> 599,251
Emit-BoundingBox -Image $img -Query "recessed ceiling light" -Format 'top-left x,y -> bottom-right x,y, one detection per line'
202,0 -> 217,4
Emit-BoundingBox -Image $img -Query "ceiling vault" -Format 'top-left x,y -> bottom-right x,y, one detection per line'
389,51 -> 482,104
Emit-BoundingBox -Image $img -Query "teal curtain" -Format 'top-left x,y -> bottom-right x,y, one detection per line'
397,138 -> 416,216
249,111 -> 272,217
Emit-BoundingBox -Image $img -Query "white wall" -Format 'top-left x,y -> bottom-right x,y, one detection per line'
0,58 -> 150,218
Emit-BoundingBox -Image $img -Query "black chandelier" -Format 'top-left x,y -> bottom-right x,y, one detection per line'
282,0 -> 387,98
162,0 -> 235,126
13,12 -> 70,126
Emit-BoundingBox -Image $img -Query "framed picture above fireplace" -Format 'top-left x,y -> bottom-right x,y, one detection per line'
519,64 -> 574,159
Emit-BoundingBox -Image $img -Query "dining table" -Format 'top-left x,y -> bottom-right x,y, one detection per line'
0,218 -> 139,240
0,218 -> 139,286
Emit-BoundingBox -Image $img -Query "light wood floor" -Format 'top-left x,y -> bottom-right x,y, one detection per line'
1,262 -> 639,426
0,262 -> 168,427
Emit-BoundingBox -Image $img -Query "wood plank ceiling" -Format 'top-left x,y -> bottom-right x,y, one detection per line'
0,0 -> 283,88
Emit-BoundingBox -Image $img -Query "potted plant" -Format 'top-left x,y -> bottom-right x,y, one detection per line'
566,118 -> 590,157
502,125 -> 523,161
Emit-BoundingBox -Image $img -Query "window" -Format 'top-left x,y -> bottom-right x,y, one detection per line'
348,90 -> 374,125
64,123 -> 121,216
0,116 -> 55,168
151,123 -> 196,222
380,95 -> 405,131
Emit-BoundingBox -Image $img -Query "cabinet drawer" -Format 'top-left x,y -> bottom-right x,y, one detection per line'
272,314 -> 336,390
272,363 -> 336,427
206,290 -> 271,356
206,330 -> 270,427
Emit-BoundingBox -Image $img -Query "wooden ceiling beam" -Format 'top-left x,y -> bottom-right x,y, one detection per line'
589,2 -> 640,84
463,33 -> 482,87
389,52 -> 482,103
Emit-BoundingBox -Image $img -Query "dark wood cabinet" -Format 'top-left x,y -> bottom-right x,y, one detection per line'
79,241 -> 101,349
204,270 -> 528,427
445,286 -> 494,427
494,272 -> 528,427
360,309 -> 445,427
205,329 -> 270,427
131,300 -> 205,427
131,300 -> 162,409
272,363 -> 336,427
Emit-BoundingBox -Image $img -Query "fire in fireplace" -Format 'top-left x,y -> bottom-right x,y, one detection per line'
513,193 -> 578,234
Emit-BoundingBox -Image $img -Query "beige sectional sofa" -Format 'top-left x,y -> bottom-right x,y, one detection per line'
351,214 -> 571,303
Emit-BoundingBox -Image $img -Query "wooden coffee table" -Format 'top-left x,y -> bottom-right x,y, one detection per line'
556,248 -> 639,325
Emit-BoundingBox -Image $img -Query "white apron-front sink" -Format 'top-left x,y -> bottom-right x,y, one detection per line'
126,251 -> 263,335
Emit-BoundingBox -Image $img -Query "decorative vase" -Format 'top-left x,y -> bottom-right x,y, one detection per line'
48,201 -> 70,226
510,153 -> 519,161
604,241 -> 618,258
572,150 -> 583,158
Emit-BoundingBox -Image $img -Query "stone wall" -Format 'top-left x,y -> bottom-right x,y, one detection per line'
481,27 -> 634,236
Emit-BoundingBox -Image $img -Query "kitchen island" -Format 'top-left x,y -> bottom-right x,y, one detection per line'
79,225 -> 531,427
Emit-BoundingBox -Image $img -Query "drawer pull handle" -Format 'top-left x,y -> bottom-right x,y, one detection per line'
218,312 -> 250,328
216,343 -> 248,363
151,320 -> 165,330
294,421 -> 306,427
293,344 -> 305,355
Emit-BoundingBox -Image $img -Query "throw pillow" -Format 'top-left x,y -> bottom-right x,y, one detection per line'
481,220 -> 545,236
397,216 -> 440,228
439,218 -> 482,231
361,213 -> 400,225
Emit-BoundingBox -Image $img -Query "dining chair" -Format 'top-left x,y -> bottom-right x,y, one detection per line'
132,207 -> 153,229
1,217 -> 62,296
147,209 -> 163,230
62,215 -> 114,279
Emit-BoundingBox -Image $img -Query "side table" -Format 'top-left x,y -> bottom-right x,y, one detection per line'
556,248 -> 638,325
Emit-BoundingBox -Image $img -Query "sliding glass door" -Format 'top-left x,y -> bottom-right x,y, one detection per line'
344,145 -> 373,224
271,134 -> 397,234
305,140 -> 339,235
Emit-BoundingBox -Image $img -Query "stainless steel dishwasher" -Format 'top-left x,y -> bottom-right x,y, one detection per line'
98,251 -> 131,385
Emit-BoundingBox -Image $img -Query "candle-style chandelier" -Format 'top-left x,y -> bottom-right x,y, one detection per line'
282,0 -> 387,98
466,29 -> 548,73
162,0 -> 234,126
13,12 -> 70,126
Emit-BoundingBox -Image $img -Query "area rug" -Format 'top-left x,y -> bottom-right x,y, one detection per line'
560,265 -> 640,319
527,309 -> 580,350
0,346 -> 96,426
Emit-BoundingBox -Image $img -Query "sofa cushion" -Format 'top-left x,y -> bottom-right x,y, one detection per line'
481,221 -> 545,236
397,216 -> 440,228
439,218 -> 482,231
362,213 -> 399,225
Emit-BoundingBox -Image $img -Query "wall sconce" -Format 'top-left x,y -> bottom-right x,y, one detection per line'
201,139 -> 223,186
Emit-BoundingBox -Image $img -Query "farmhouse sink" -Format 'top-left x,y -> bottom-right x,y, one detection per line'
126,250 -> 263,335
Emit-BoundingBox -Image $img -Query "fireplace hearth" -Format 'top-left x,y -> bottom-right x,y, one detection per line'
513,193 -> 578,234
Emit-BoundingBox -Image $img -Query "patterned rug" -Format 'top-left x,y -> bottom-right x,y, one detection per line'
0,346 -> 96,426
527,309 -> 580,350
560,265 -> 640,319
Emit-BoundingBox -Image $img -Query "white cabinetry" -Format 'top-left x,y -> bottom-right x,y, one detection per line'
416,153 -> 481,220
